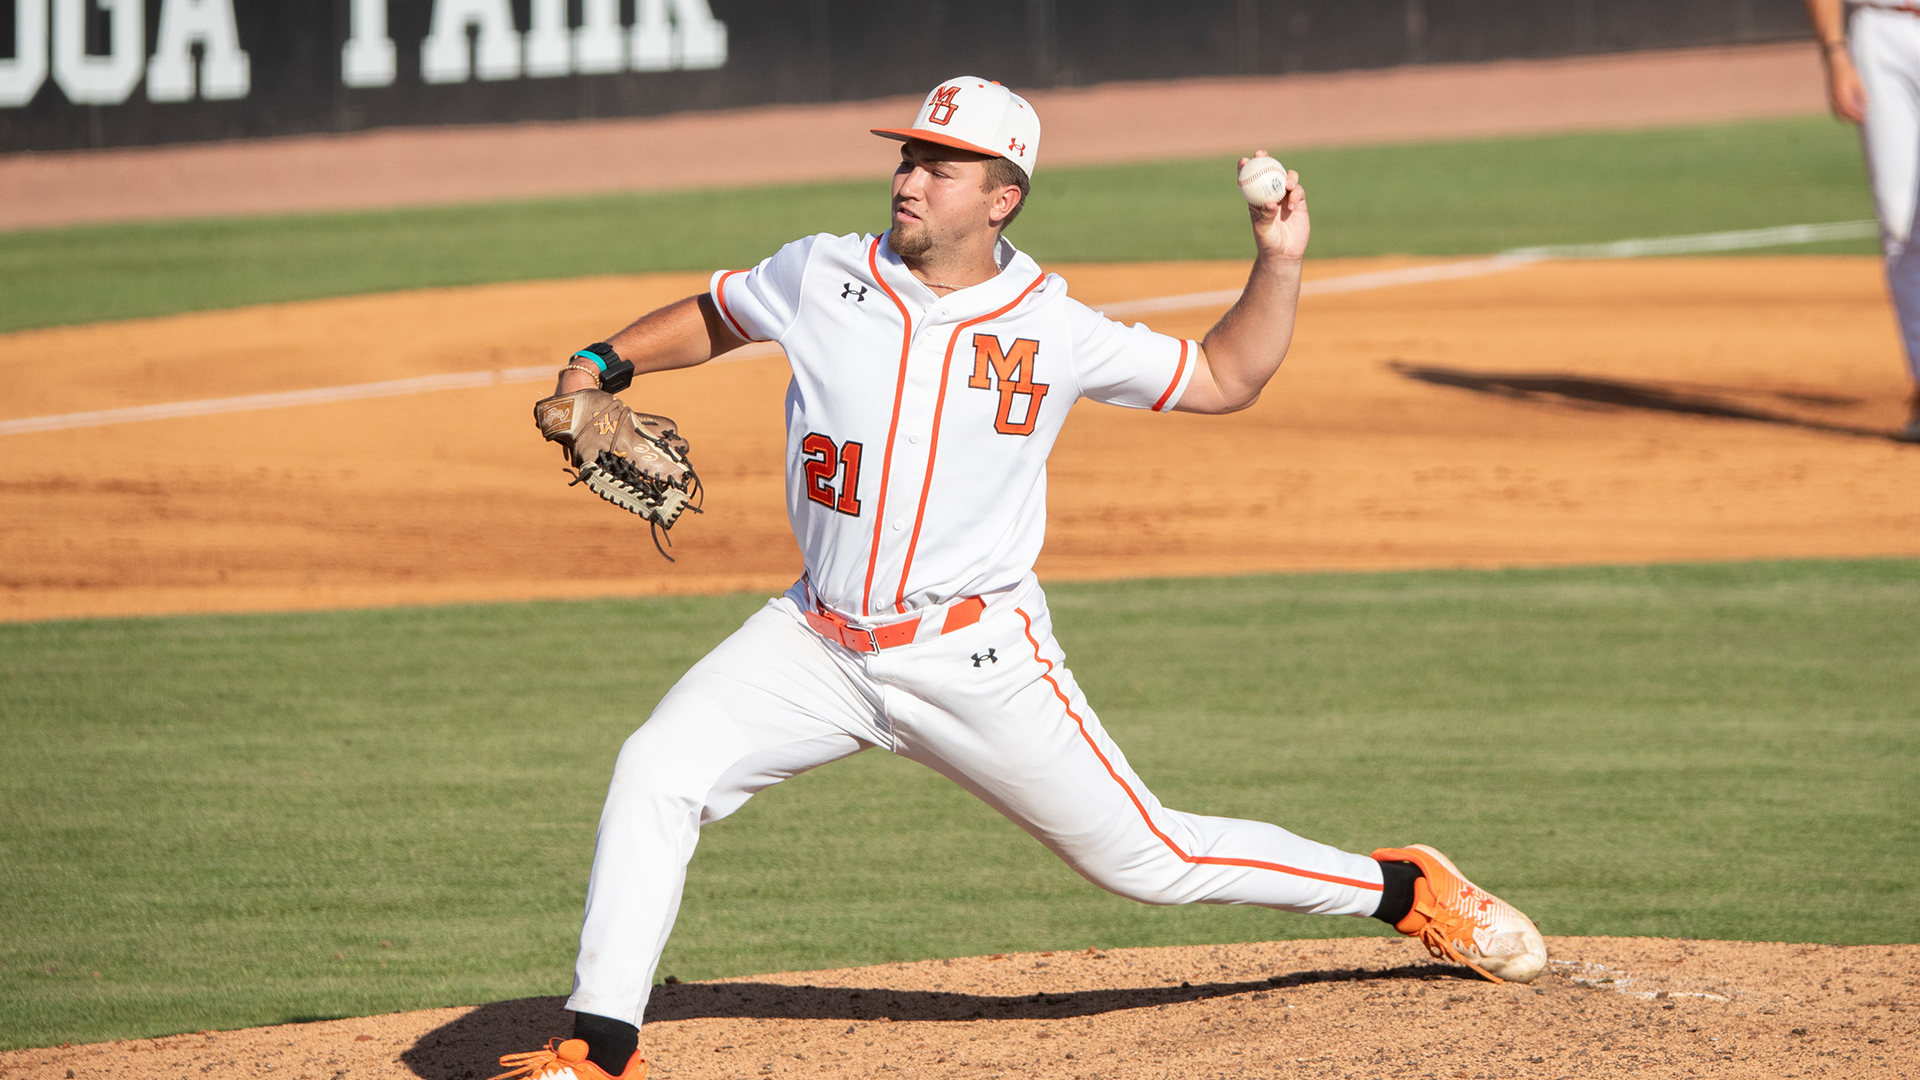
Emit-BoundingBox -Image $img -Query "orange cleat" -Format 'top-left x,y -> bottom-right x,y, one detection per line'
1371,844 -> 1548,984
492,1038 -> 647,1080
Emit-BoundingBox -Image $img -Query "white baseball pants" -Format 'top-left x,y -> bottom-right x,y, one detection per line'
565,577 -> 1387,1028
1853,4 -> 1920,383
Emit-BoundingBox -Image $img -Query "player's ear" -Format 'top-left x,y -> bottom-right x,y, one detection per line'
990,184 -> 1022,226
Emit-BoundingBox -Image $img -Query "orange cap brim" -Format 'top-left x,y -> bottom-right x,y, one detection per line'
871,127 -> 1002,159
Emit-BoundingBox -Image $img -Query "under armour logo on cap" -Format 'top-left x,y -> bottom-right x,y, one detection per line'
871,76 -> 1042,180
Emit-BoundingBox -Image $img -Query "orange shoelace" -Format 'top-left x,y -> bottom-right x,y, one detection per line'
492,1040 -> 580,1080
1414,902 -> 1505,984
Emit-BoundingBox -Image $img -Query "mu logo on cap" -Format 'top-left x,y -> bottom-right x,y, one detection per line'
927,86 -> 961,125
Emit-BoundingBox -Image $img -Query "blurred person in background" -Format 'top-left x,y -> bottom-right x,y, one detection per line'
1809,0 -> 1920,441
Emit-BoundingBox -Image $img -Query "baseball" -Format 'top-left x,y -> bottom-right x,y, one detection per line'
1237,155 -> 1289,206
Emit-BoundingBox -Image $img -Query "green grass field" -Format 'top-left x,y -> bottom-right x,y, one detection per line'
2,560 -> 1915,1050
0,116 -> 1877,333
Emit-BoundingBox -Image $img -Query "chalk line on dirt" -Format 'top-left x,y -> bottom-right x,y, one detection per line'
1551,958 -> 1736,1002
0,220 -> 1875,438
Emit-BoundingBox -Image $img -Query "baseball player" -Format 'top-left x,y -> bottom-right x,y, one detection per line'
1808,0 -> 1920,440
497,77 -> 1549,1080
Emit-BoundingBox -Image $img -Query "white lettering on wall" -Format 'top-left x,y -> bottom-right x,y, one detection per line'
342,0 -> 396,88
630,0 -> 671,71
401,0 -> 728,86
5,0 -> 733,109
524,0 -> 569,77
51,0 -> 143,105
420,0 -> 522,84
573,0 -> 623,75
671,0 -> 728,70
632,0 -> 727,72
0,0 -> 49,107
147,0 -> 250,101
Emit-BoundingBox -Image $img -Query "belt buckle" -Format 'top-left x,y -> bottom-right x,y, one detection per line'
816,606 -> 880,652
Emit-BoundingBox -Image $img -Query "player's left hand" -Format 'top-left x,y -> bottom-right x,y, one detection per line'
534,388 -> 702,558
1242,155 -> 1309,262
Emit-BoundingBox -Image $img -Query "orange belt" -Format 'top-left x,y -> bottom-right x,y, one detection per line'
804,595 -> 986,653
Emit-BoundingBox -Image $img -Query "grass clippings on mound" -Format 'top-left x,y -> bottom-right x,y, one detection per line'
0,116 -> 1876,333
0,559 -> 1914,1050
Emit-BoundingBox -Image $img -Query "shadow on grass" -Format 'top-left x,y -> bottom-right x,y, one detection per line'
1388,361 -> 1906,442
397,963 -> 1469,1078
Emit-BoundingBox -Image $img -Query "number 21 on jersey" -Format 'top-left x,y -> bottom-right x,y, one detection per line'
801,433 -> 863,516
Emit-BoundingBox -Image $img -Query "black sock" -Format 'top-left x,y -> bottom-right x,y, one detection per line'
1372,860 -> 1422,926
572,1012 -> 638,1076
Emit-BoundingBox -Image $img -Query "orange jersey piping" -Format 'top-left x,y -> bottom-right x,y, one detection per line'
713,269 -> 757,343
860,236 -> 916,618
1150,339 -> 1191,413
1016,607 -> 1383,894
892,270 -> 1049,613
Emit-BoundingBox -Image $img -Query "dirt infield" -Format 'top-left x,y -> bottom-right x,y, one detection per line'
2,254 -> 1915,623
4,938 -> 1913,1079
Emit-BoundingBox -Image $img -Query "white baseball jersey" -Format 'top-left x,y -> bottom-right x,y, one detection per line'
710,231 -> 1198,618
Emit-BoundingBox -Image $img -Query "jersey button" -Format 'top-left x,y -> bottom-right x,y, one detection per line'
908,434 -> 921,444
891,519 -> 904,531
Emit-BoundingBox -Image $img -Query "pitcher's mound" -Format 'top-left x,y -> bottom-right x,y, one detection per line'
6,937 -> 1911,1079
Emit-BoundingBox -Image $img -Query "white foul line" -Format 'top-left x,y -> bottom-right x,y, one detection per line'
1097,253 -> 1541,318
0,367 -> 558,437
1097,220 -> 1879,317
1505,219 -> 1877,260
0,220 -> 1878,438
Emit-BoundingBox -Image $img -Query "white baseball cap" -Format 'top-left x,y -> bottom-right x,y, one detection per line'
872,76 -> 1041,179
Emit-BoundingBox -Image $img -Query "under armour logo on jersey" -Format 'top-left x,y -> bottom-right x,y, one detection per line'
927,86 -> 961,126
1007,137 -> 1026,157
967,334 -> 1051,436
971,649 -> 998,667
841,283 -> 867,301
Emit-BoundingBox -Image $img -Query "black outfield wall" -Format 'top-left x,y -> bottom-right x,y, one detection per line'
1,0 -> 1812,153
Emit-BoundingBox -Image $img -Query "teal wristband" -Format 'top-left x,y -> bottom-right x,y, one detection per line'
572,350 -> 608,372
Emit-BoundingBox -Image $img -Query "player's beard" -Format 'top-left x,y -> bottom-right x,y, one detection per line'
889,217 -> 935,259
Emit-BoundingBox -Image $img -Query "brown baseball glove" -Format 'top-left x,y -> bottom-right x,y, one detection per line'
534,388 -> 701,558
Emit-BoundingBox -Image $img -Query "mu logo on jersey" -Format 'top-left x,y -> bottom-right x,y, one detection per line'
927,86 -> 962,125
968,334 -> 1050,436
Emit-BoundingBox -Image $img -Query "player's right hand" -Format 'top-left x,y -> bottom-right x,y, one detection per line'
1826,53 -> 1868,124
1243,161 -> 1308,263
